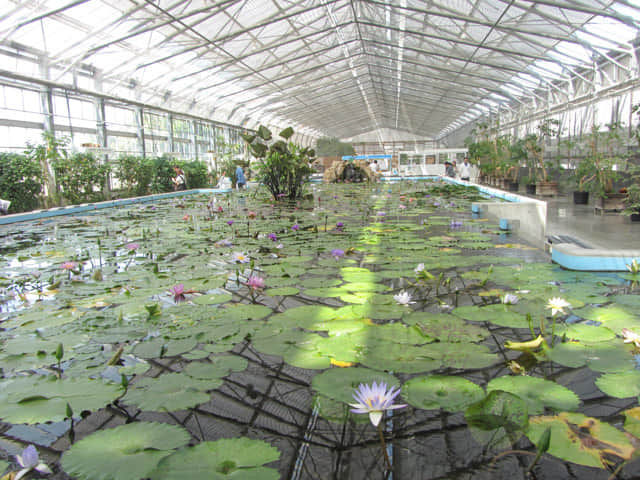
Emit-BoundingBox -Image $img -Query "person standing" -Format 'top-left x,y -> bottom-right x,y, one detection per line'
235,164 -> 246,189
172,166 -> 186,191
459,157 -> 471,181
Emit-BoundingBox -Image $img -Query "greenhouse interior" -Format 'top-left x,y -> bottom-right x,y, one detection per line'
2,1 -> 640,479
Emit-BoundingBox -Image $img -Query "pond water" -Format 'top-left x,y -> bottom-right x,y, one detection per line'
0,180 -> 639,480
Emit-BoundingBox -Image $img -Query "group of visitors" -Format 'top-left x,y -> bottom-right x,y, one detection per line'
444,156 -> 471,181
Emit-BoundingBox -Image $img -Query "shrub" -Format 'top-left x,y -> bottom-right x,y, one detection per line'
150,155 -> 174,193
51,152 -> 110,204
179,160 -> 209,188
114,155 -> 154,196
242,126 -> 314,200
0,152 -> 43,212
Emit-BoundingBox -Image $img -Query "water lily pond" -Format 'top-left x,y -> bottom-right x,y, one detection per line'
1,180 -> 640,480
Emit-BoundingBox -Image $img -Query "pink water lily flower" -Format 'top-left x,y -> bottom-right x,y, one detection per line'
61,261 -> 77,271
350,381 -> 407,427
169,284 -> 186,303
125,243 -> 139,251
245,275 -> 265,290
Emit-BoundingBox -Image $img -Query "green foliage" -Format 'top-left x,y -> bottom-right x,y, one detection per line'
315,137 -> 356,157
52,151 -> 110,204
178,160 -> 209,188
24,131 -> 69,206
244,125 -> 314,200
150,155 -> 175,193
0,152 -> 43,212
114,155 -> 154,196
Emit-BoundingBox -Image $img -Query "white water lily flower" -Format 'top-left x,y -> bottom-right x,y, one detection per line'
502,293 -> 519,305
349,381 -> 407,427
16,445 -> 52,480
546,297 -> 570,316
414,263 -> 425,274
627,259 -> 640,274
231,252 -> 250,263
393,290 -> 415,305
622,328 -> 640,348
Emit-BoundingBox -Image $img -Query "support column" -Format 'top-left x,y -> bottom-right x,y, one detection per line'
39,58 -> 57,204
135,107 -> 146,158
191,119 -> 198,161
95,96 -> 111,196
167,113 -> 175,156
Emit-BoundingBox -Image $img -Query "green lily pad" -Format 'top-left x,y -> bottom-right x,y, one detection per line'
312,367 -> 400,403
555,324 -> 616,343
264,287 -> 299,296
216,304 -> 272,321
62,422 -> 191,480
546,341 -> 635,372
0,375 -> 122,424
595,371 -> 640,399
403,375 -> 484,412
151,438 -> 280,480
453,304 -> 529,328
192,293 -> 233,305
405,312 -> 490,343
183,355 -> 248,379
132,337 -> 198,359
487,376 -> 580,415
123,373 -> 213,411
527,412 -> 634,469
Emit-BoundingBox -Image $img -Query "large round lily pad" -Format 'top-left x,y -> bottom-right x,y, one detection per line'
123,373 -> 213,411
0,375 -> 122,424
62,422 -> 191,480
487,376 -> 580,415
151,438 -> 280,480
403,375 -> 484,412
595,371 -> 640,399
311,367 -> 400,404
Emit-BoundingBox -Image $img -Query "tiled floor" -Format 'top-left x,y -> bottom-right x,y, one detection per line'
544,195 -> 639,250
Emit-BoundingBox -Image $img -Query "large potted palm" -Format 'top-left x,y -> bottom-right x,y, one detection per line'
588,123 -> 627,212
525,119 -> 560,196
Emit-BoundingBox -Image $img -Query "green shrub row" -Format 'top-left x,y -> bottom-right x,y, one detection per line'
0,135 -> 211,213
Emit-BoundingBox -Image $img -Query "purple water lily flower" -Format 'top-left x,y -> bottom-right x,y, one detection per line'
336,222 -> 344,228
227,220 -> 234,226
16,445 -> 52,480
450,220 -> 463,228
292,224 -> 300,231
349,381 -> 407,426
331,249 -> 345,259
268,233 -> 278,242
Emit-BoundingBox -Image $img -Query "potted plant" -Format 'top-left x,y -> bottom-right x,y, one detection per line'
569,155 -> 596,205
524,119 -> 560,196
587,123 -> 627,212
623,163 -> 640,221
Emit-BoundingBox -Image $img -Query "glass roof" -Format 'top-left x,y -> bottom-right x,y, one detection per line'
0,0 -> 639,140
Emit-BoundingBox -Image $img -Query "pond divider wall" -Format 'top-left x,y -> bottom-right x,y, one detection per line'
0,188 -> 232,225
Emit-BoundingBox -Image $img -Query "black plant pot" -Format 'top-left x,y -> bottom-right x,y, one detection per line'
631,211 -> 640,222
506,181 -> 519,192
573,191 -> 589,205
525,184 -> 536,195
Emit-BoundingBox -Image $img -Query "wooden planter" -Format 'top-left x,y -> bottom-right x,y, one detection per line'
594,193 -> 627,214
536,181 -> 558,196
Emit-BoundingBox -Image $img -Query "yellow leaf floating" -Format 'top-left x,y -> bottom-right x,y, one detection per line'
330,359 -> 355,368
504,335 -> 546,351
495,243 -> 538,250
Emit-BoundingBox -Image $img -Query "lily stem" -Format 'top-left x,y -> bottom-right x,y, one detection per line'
377,423 -> 392,471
